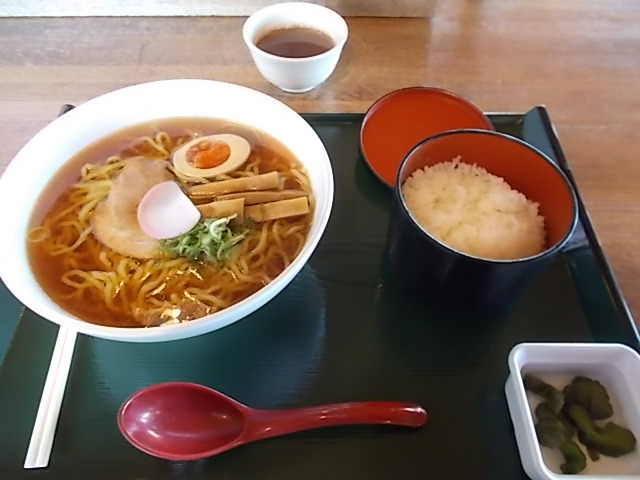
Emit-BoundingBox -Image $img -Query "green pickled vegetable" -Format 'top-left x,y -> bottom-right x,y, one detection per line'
535,402 -> 575,448
533,401 -> 584,473
566,404 -> 637,457
524,373 -> 637,474
587,447 -> 600,462
559,439 -> 587,474
563,376 -> 613,420
524,374 -> 565,413
160,216 -> 249,264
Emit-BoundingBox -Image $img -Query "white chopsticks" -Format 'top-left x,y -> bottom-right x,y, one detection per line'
23,326 -> 78,469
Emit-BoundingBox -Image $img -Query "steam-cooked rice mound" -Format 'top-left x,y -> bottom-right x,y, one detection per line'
401,157 -> 546,260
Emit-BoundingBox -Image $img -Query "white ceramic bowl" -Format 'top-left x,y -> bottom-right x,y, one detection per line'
0,79 -> 334,342
505,342 -> 640,479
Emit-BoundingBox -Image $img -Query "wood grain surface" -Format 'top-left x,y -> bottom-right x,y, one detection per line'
0,0 -> 639,328
0,0 -> 438,17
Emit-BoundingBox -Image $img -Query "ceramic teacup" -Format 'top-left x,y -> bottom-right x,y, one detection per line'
242,2 -> 349,93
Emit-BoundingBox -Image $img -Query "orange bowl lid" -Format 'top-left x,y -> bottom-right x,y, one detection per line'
360,87 -> 494,187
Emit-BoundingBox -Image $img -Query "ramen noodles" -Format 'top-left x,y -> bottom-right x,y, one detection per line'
27,117 -> 313,328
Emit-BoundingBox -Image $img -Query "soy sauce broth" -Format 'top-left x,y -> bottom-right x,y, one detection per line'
256,26 -> 334,58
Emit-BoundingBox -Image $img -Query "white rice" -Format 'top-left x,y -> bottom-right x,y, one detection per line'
401,157 -> 546,260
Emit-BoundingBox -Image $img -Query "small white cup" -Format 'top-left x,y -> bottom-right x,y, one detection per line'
242,2 -> 349,93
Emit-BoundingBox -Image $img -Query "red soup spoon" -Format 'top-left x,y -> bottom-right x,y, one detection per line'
117,382 -> 427,461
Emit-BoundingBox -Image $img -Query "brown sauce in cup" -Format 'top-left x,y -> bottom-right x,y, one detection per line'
256,26 -> 334,58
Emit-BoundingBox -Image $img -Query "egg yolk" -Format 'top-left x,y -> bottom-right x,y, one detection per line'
186,140 -> 231,169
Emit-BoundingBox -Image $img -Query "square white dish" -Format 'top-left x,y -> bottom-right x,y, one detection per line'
505,342 -> 640,479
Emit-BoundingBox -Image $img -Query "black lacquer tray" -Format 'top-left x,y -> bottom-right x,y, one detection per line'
0,108 -> 638,480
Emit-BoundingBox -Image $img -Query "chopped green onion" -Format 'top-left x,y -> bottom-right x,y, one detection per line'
160,215 -> 249,264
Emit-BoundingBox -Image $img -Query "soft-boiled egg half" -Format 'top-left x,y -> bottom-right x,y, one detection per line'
172,133 -> 251,179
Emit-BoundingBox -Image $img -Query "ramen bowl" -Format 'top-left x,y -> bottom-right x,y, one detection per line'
0,79 -> 334,342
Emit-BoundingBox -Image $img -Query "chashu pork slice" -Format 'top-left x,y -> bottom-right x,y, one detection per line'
92,159 -> 173,259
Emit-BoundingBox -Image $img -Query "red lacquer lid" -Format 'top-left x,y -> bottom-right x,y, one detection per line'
359,87 -> 494,187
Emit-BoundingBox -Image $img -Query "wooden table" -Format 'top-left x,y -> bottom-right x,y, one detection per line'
1,0 -> 639,328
